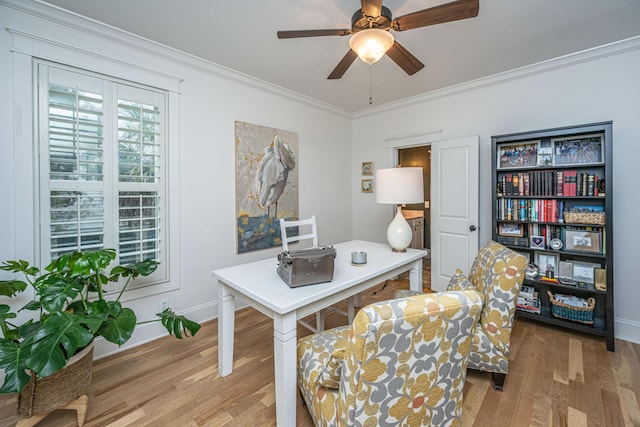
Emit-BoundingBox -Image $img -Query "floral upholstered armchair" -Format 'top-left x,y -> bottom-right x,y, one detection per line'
449,241 -> 527,390
396,240 -> 528,390
297,290 -> 483,427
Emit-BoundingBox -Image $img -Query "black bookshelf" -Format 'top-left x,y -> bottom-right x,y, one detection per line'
492,122 -> 614,351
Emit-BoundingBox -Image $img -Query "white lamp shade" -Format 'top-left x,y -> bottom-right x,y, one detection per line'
349,29 -> 394,64
376,167 -> 424,204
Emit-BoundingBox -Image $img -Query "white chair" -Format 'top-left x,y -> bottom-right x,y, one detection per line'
279,216 -> 354,333
279,216 -> 318,251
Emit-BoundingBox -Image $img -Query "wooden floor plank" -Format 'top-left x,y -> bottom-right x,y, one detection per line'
568,338 -> 584,383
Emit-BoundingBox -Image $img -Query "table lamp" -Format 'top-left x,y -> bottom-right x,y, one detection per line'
375,167 -> 424,252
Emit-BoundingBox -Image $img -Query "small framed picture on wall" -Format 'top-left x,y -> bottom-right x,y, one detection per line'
361,179 -> 373,193
361,161 -> 374,176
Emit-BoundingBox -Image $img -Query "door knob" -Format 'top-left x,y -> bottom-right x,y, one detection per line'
469,225 -> 477,231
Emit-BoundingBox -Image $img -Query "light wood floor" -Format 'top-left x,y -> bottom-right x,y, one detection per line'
2,262 -> 639,426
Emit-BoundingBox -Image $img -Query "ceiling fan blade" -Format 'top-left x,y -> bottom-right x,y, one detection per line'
386,42 -> 425,76
277,29 -> 351,39
328,50 -> 358,79
392,0 -> 479,31
361,0 -> 383,19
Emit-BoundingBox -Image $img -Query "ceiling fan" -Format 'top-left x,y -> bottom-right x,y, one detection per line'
277,0 -> 479,79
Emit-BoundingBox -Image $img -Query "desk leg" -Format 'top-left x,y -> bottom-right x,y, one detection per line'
273,312 -> 298,427
347,296 -> 356,323
218,282 -> 236,377
409,258 -> 423,293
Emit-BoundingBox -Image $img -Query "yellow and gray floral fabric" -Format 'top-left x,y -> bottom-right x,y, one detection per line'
297,290 -> 483,427
462,240 -> 527,375
392,241 -> 527,381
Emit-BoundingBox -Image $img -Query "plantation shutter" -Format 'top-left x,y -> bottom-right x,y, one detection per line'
116,85 -> 165,265
44,67 -> 107,258
39,63 -> 167,286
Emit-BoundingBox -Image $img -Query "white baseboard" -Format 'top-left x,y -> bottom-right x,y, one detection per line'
614,318 -> 640,346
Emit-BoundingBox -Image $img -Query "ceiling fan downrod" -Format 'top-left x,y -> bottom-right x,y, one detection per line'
369,64 -> 373,105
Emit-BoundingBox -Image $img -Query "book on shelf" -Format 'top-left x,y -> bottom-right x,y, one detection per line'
565,170 -> 577,196
520,285 -> 536,299
517,305 -> 541,315
556,170 -> 564,196
517,294 -> 541,314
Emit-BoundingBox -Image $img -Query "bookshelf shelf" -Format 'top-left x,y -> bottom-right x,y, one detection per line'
492,121 -> 614,351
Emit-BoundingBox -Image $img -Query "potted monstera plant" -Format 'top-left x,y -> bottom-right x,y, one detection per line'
0,248 -> 200,413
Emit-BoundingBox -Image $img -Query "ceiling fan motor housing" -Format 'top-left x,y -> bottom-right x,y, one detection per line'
351,6 -> 393,32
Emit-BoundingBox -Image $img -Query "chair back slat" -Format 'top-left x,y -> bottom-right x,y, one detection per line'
279,215 -> 318,251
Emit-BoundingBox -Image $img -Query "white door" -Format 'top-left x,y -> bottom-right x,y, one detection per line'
430,136 -> 479,291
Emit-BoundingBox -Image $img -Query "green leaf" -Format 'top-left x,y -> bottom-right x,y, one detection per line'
0,280 -> 27,297
86,249 -> 116,272
0,260 -> 39,276
36,276 -> 83,312
27,312 -> 94,378
20,300 -> 42,311
108,259 -> 158,281
16,320 -> 39,342
97,306 -> 136,345
0,338 -> 32,393
0,304 -> 19,340
157,308 -> 201,339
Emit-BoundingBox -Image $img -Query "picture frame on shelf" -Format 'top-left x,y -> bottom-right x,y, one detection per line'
497,141 -> 539,169
537,140 -> 553,167
558,261 -> 574,280
530,235 -> 545,249
565,230 -> 601,253
552,133 -> 604,166
361,179 -> 373,193
498,223 -> 524,237
535,252 -> 560,276
572,261 -> 601,284
361,161 -> 374,176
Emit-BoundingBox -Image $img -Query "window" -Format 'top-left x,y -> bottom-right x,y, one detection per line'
38,63 -> 167,287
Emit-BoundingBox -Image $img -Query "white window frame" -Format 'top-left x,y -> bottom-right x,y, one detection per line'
9,29 -> 182,300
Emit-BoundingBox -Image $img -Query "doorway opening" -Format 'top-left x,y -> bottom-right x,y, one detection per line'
397,145 -> 431,254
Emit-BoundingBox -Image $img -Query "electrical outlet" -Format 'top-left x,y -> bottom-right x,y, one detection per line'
160,298 -> 169,312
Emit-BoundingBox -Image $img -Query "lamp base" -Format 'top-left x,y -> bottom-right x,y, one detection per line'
386,206 -> 413,252
391,248 -> 407,253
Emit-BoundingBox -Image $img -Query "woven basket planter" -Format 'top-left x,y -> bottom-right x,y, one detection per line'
17,342 -> 94,417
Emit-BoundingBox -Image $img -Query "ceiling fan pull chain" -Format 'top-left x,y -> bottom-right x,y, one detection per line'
369,64 -> 373,104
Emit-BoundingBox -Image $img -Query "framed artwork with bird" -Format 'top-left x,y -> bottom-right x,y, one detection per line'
235,121 -> 299,253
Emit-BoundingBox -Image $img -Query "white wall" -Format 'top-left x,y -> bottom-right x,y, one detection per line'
352,37 -> 640,344
0,1 -> 353,358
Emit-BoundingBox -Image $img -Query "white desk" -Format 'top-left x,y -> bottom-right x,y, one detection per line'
213,240 -> 426,426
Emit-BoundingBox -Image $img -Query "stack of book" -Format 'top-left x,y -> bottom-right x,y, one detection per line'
517,285 -> 541,314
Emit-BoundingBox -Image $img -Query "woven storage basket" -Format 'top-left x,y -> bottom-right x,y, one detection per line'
17,342 -> 93,417
564,211 -> 605,225
547,291 -> 595,324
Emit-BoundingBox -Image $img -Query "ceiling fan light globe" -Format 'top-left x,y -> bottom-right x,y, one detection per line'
349,29 -> 394,64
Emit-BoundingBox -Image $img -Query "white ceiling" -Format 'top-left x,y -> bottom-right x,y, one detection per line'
41,0 -> 640,112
